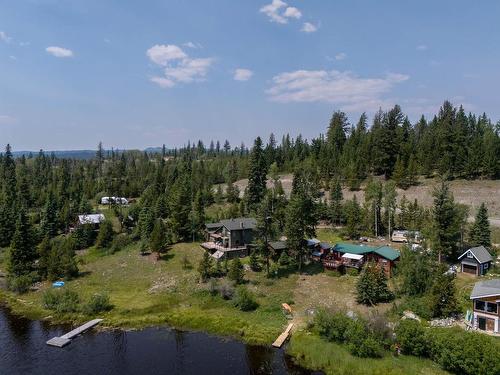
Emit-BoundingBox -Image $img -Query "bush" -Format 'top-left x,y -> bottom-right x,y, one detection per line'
426,328 -> 500,375
395,319 -> 429,357
217,280 -> 235,300
42,289 -> 80,313
346,268 -> 359,276
268,262 -> 280,278
83,293 -> 113,314
233,286 -> 258,311
7,274 -> 34,294
95,220 -> 114,249
227,258 -> 244,284
110,233 -> 132,254
181,254 -> 192,270
249,251 -> 261,271
313,309 -> 352,342
313,309 -> 388,359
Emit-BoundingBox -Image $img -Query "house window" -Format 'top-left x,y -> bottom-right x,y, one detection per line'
486,302 -> 498,314
466,251 -> 473,258
475,300 -> 485,311
475,300 -> 498,314
484,263 -> 489,269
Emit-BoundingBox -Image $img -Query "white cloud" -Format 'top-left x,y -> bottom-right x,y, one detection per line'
234,68 -> 253,81
335,52 -> 347,60
301,22 -> 317,33
150,76 -> 175,88
0,115 -> 16,125
147,44 -> 214,88
164,57 -> 213,83
267,69 -> 409,111
0,31 -> 12,43
260,0 -> 302,24
46,46 -> 73,58
416,44 -> 428,51
146,44 -> 186,66
284,6 -> 302,19
183,41 -> 201,49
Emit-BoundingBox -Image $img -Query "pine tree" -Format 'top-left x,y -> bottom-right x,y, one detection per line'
228,257 -> 244,284
285,170 -> 317,272
430,267 -> 458,318
356,262 -> 393,305
8,209 -> 36,277
198,251 -> 213,282
96,220 -> 114,249
329,178 -> 343,226
344,195 -> 362,239
246,137 -> 268,211
470,203 -> 491,248
149,219 -> 169,256
249,250 -> 260,272
41,190 -> 58,238
0,200 -> 16,247
431,181 -> 461,261
138,205 -> 155,241
383,181 -> 397,238
392,155 -> 408,189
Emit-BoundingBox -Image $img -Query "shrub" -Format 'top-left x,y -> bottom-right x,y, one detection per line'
7,274 -> 34,294
233,286 -> 258,311
249,251 -> 261,271
326,270 -> 342,277
313,309 -> 351,342
181,254 -> 192,270
217,280 -> 235,300
352,336 -> 384,358
268,262 -> 280,278
346,268 -> 359,276
395,319 -> 429,357
42,289 -> 80,313
227,258 -> 244,284
208,278 -> 218,296
83,293 -> 113,314
95,220 -> 114,249
426,328 -> 500,375
110,233 -> 132,254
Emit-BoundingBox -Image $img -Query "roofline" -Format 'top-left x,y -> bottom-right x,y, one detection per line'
470,293 -> 500,300
458,248 -> 491,264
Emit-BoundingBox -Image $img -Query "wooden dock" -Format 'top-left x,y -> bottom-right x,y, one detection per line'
47,319 -> 103,347
272,323 -> 294,348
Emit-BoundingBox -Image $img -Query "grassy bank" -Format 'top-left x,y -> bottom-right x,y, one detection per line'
0,242 -> 291,345
288,331 -> 449,375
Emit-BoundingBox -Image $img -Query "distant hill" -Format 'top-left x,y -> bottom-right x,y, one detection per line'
12,150 -> 97,160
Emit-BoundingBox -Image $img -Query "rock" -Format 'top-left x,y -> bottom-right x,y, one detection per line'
402,310 -> 421,322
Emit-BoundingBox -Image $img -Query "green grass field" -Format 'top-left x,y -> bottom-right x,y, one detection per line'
288,331 -> 448,375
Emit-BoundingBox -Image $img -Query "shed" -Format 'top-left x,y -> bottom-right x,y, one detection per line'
458,246 -> 493,276
78,214 -> 105,226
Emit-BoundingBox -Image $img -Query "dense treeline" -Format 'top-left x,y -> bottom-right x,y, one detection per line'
0,101 -> 498,291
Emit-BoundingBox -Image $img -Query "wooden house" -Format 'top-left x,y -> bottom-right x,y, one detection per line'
470,279 -> 500,334
201,218 -> 256,259
458,246 -> 493,276
325,243 -> 400,277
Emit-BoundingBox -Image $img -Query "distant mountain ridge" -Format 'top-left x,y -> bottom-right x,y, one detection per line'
11,147 -> 166,160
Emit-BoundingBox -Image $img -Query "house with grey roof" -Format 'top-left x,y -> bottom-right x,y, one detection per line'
470,279 -> 500,334
201,217 -> 256,259
458,246 -> 493,276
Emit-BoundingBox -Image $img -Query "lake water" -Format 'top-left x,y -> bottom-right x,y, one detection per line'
0,304 -> 321,375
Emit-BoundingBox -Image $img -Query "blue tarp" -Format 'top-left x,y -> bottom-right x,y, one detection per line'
52,281 -> 65,288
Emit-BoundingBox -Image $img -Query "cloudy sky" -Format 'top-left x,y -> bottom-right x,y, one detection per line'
1,0 -> 499,150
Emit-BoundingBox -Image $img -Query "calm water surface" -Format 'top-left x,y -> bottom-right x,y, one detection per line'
0,304 -> 321,375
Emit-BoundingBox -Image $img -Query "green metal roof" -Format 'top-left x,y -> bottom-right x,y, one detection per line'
333,243 -> 400,261
373,246 -> 400,261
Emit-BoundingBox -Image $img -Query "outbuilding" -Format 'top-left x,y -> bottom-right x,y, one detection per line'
458,246 -> 493,276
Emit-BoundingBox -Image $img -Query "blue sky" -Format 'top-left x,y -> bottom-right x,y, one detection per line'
1,0 -> 499,150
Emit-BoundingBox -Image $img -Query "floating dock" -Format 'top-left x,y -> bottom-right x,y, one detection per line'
272,323 -> 294,348
46,319 -> 103,347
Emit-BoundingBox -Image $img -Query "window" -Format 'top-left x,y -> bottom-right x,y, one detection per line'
484,263 -> 489,269
467,251 -> 473,258
486,302 -> 498,314
475,300 -> 485,311
475,300 -> 498,314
